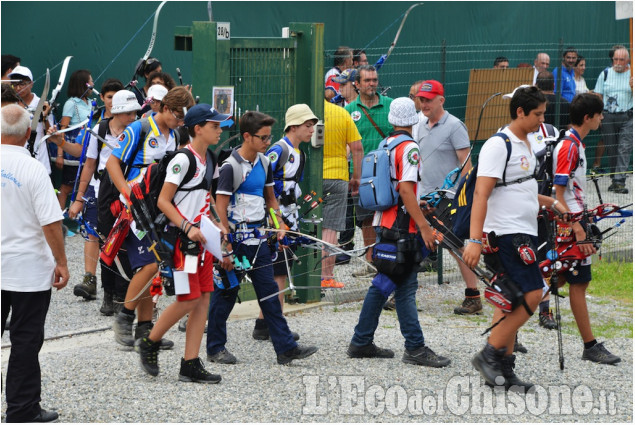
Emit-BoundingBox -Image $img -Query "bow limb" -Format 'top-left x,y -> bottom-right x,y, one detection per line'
49,56 -> 73,110
132,1 -> 168,80
27,69 -> 50,157
374,2 -> 423,71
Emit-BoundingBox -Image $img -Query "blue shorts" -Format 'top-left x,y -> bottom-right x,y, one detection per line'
493,234 -> 544,294
124,231 -> 157,270
272,245 -> 295,277
82,185 -> 98,231
563,264 -> 592,284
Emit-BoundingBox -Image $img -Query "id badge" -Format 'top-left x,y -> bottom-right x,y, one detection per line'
183,255 -> 198,274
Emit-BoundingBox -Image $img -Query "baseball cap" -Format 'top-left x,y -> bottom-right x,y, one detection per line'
284,104 -> 318,132
147,84 -> 168,102
415,80 -> 444,99
184,103 -> 231,127
332,68 -> 358,84
388,97 -> 419,127
8,65 -> 33,82
502,84 -> 532,99
110,90 -> 141,114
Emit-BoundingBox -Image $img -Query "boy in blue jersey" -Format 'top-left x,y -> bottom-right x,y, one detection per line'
251,104 -> 318,341
207,111 -> 318,365
105,86 -> 194,349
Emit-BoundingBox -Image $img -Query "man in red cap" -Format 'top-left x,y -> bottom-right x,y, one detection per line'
414,80 -> 480,315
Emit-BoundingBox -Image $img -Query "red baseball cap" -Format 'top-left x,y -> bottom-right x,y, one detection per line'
416,80 -> 444,99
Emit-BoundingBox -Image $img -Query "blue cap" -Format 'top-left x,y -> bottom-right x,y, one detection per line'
332,68 -> 357,84
184,103 -> 231,127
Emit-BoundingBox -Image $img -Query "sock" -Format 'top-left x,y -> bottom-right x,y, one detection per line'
539,301 -> 550,314
137,320 -> 152,328
465,288 -> 480,297
584,339 -> 597,350
121,307 -> 135,316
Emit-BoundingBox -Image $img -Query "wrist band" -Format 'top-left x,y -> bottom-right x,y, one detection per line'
58,139 -> 65,148
467,238 -> 482,245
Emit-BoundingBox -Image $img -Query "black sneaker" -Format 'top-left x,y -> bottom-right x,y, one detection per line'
73,272 -> 97,300
513,335 -> 528,354
252,319 -> 300,341
582,342 -> 621,365
347,343 -> 394,359
539,310 -> 557,330
178,316 -> 188,332
335,253 -> 351,265
179,357 -> 222,384
134,337 -> 161,376
207,348 -> 238,364
277,345 -> 318,365
113,311 -> 135,348
100,292 -> 114,316
383,297 -> 396,311
134,322 -> 174,350
403,345 -> 451,367
453,296 -> 483,315
30,408 -> 59,423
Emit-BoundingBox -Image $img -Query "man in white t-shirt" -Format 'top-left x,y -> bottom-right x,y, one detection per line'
1,104 -> 69,423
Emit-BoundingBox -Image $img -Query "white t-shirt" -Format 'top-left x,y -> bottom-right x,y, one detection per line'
25,94 -> 54,175
164,146 -> 214,223
85,121 -> 122,194
477,127 -> 539,236
1,145 -> 64,292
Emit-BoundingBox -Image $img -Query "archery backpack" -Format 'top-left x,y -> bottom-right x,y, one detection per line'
358,133 -> 412,211
214,147 -> 270,193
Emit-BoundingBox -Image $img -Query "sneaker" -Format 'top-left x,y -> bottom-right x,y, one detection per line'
582,342 -> 621,365
335,253 -> 351,265
113,311 -> 135,348
134,322 -> 174,350
539,310 -> 557,330
207,348 -> 237,364
134,337 -> 161,376
513,335 -> 528,354
347,343 -> 394,359
73,272 -> 97,300
252,319 -> 300,341
277,344 -> 318,365
383,297 -> 396,311
321,278 -> 345,288
179,357 -> 222,384
403,345 -> 451,367
99,291 -> 115,316
415,257 -> 437,273
608,182 -> 629,194
178,316 -> 188,332
351,265 -> 376,278
453,296 -> 482,315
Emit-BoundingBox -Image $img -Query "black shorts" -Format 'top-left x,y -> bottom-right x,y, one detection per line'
492,234 -> 544,294
563,263 -> 592,284
272,245 -> 296,277
62,165 -> 79,186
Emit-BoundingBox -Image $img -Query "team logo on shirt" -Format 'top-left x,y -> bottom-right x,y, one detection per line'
268,151 -> 279,163
407,148 -> 420,165
148,138 -> 159,148
289,155 -> 295,163
172,164 -> 181,174
193,167 -> 200,178
118,134 -> 126,142
351,111 -> 361,122
520,156 -> 530,171
536,135 -> 544,143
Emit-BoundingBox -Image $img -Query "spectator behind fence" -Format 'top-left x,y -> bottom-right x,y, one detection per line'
2,54 -> 21,81
353,49 -> 368,67
536,70 -> 570,129
1,104 -> 69,423
574,55 -> 589,94
532,53 -> 550,84
493,56 -> 509,69
593,47 -> 633,194
325,46 -> 353,101
552,47 -> 577,102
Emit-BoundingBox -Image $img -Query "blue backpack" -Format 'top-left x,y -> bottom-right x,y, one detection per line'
453,132 -> 533,239
358,134 -> 413,211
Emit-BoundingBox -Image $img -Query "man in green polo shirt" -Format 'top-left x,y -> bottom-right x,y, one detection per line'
345,65 -> 393,276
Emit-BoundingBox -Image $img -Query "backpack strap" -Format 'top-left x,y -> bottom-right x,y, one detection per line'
179,148 -> 216,192
122,117 -> 151,178
94,118 -> 112,180
493,132 -> 514,187
271,139 -> 305,183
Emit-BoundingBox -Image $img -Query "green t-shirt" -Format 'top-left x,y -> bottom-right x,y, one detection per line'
345,94 -> 393,156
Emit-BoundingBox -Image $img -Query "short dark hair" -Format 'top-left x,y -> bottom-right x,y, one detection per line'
100,78 -> 124,95
1,83 -> 21,104
562,47 -> 577,57
569,93 -> 604,126
574,55 -> 585,67
509,86 -> 547,120
143,57 -> 162,76
535,71 -> 554,92
67,69 -> 92,98
353,49 -> 366,63
355,64 -> 377,83
493,56 -> 509,67
145,71 -> 176,90
333,46 -> 352,67
609,45 -> 626,59
1,54 -> 20,76
239,111 -> 276,137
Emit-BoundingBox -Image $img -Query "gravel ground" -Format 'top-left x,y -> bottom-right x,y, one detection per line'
1,174 -> 631,423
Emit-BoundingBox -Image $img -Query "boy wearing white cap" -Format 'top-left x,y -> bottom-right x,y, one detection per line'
348,97 -> 450,368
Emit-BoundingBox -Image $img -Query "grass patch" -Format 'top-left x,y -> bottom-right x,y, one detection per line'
586,259 -> 633,304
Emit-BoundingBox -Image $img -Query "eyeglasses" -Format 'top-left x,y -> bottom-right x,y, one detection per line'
252,133 -> 273,142
12,80 -> 30,88
170,109 -> 185,122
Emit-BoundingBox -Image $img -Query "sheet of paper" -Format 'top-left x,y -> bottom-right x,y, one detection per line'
173,271 -> 191,295
200,216 -> 223,259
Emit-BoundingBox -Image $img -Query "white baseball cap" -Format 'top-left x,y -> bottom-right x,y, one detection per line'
111,90 -> 141,114
502,84 -> 532,99
147,84 -> 168,102
8,66 -> 33,82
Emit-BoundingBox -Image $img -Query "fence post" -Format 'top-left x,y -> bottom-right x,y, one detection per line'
289,22 -> 324,304
554,38 -> 564,122
441,39 -> 447,85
